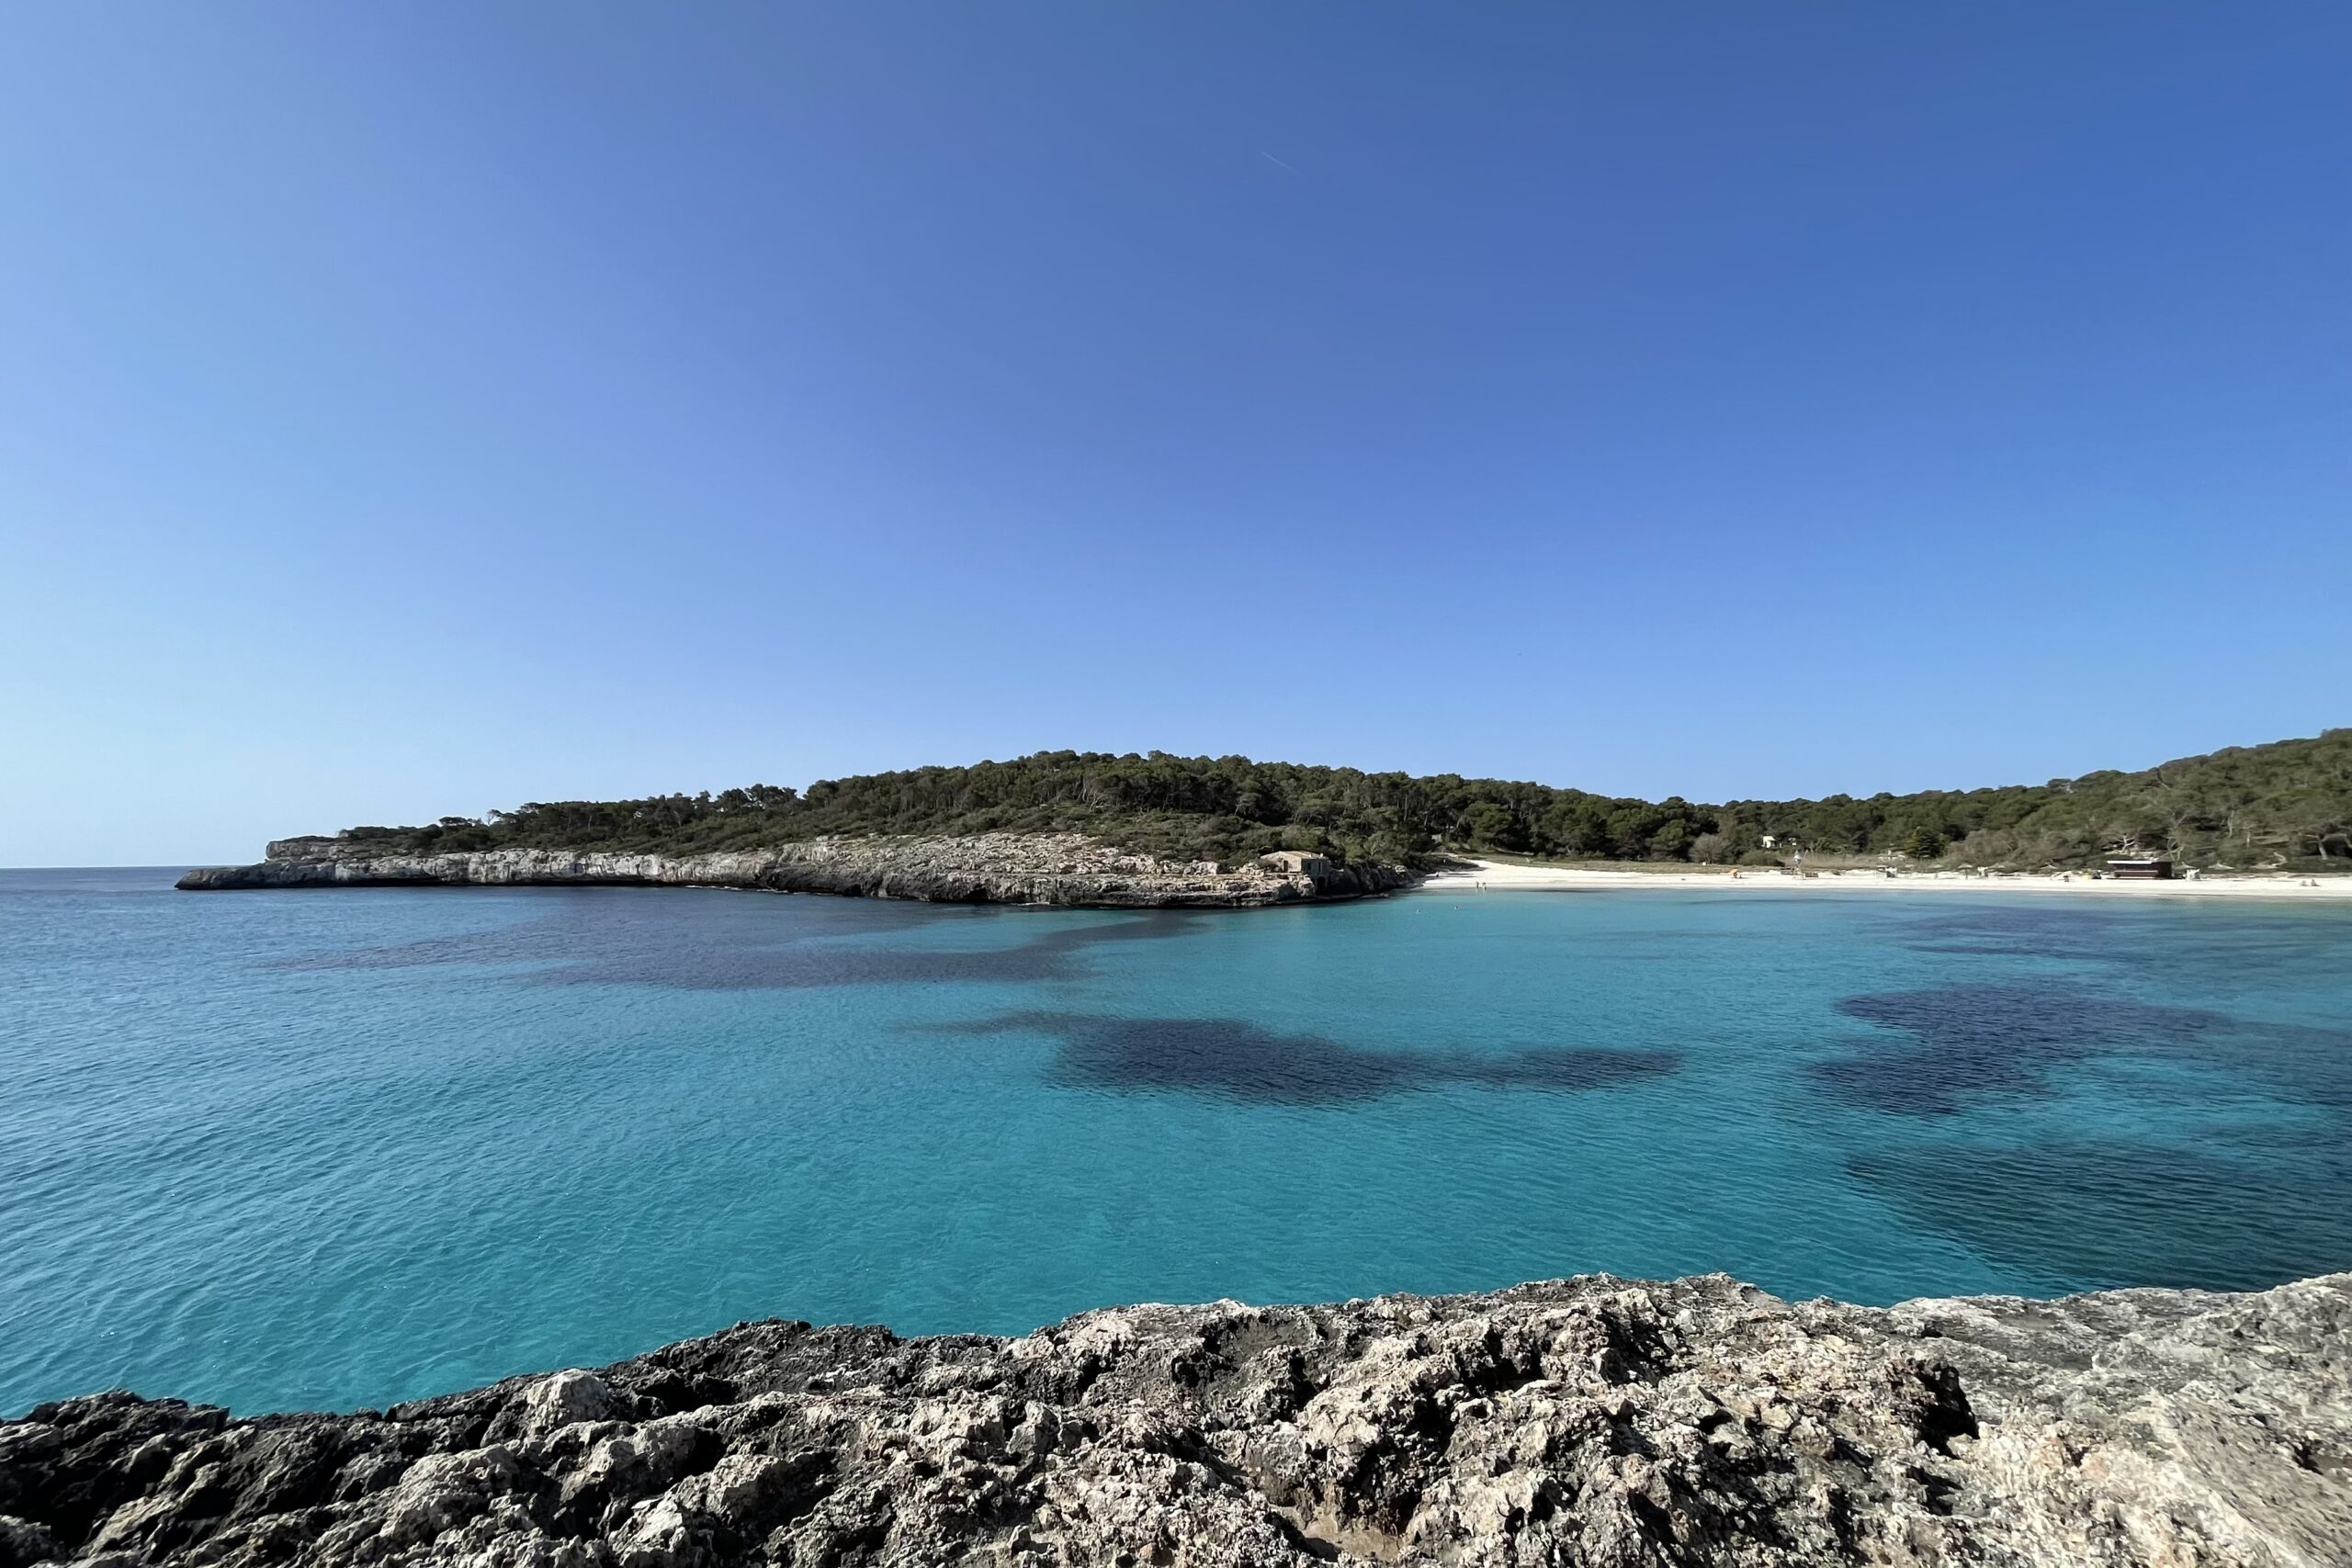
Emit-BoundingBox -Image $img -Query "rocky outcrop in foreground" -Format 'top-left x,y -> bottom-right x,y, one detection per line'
5,1271 -> 2346,1568
175,833 -> 1410,908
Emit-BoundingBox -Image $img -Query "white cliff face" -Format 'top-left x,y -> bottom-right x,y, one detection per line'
4,1270 -> 2346,1566
177,832 -> 1415,908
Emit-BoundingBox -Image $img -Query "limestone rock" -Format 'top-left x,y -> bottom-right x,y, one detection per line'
175,832 -> 1414,908
523,1372 -> 619,1438
4,1270 -> 2346,1565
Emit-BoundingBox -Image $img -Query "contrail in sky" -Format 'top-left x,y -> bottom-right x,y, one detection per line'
1258,151 -> 1303,175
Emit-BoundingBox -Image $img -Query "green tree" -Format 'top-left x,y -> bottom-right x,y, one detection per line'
1463,802 -> 1523,852
1901,827 -> 1945,860
313,730 -> 2352,877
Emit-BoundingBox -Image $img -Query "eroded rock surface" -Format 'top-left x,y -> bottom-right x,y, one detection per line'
175,833 -> 1408,908
5,1271 -> 2346,1566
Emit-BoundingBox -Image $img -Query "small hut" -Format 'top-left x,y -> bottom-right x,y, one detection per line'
2105,857 -> 2177,880
1259,851 -> 1332,881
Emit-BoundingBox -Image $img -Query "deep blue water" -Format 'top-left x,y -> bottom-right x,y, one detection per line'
5,867 -> 2349,1416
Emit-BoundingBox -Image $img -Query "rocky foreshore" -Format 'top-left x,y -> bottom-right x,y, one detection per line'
175,833 -> 1411,908
5,1270 -> 2346,1568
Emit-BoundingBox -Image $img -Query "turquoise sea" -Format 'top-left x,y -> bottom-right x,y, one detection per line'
4,867 -> 2349,1417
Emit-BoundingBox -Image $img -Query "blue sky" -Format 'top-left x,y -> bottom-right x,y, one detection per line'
4,4 -> 2347,865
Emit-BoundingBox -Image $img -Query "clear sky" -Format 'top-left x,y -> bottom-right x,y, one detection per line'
4,4 -> 2347,866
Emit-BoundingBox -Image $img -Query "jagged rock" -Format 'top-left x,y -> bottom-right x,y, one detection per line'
4,1270 -> 2346,1565
520,1372 -> 619,1440
175,833 -> 1413,908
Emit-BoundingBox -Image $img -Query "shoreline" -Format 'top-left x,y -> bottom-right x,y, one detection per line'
1423,858 -> 2352,901
173,834 -> 1411,908
6,1269 -> 2345,1564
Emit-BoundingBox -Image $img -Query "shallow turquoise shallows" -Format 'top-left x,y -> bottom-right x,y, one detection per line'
5,867 -> 2350,1416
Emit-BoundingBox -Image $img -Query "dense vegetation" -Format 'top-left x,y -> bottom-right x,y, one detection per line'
338,730 -> 2352,873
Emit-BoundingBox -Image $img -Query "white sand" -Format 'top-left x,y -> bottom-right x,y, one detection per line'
1421,860 -> 2352,901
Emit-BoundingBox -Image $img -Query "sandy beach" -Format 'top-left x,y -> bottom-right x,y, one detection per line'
1423,859 -> 2352,901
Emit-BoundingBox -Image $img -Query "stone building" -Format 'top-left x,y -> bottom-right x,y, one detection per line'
1258,850 -> 1332,880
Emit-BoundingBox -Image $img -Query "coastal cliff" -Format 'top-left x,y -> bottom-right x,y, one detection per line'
175,833 -> 1412,908
4,1270 -> 2346,1567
